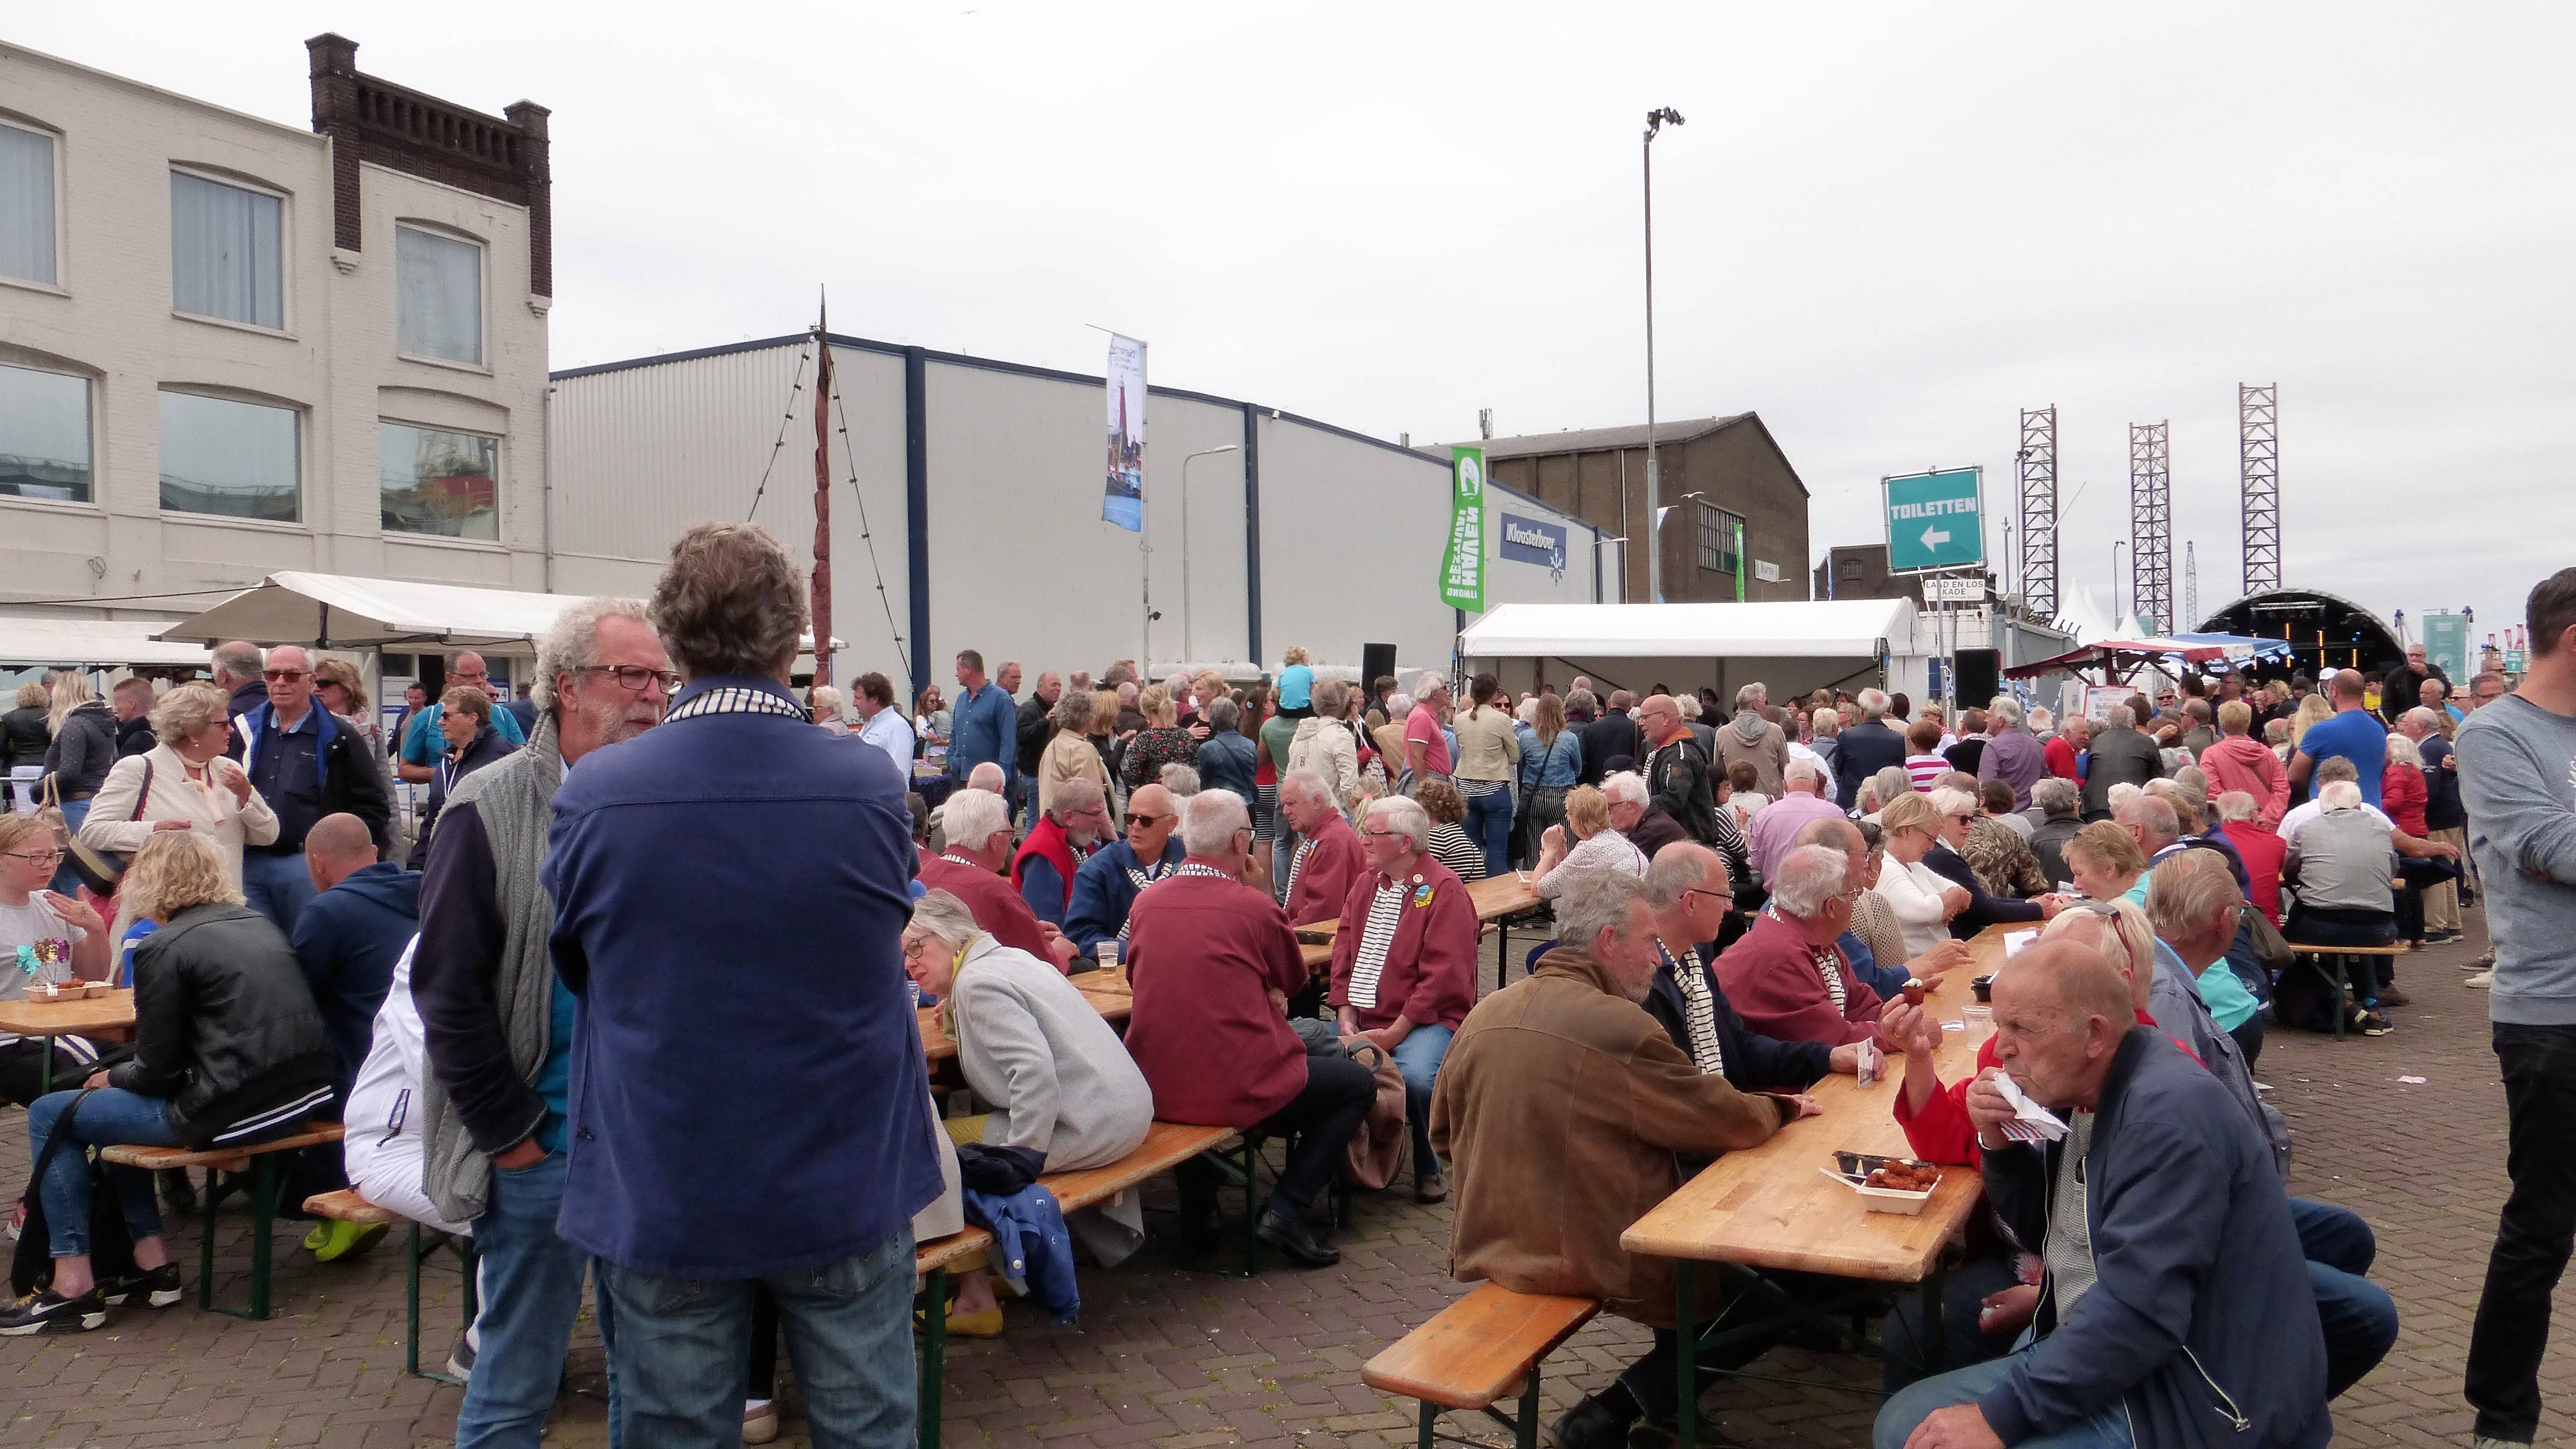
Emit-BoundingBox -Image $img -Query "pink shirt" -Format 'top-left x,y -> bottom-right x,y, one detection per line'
1405,704 -> 1453,777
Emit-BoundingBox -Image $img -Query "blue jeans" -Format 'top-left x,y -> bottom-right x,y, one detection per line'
1463,786 -> 1513,878
599,1226 -> 918,1449
26,1088 -> 183,1258
1875,1348 -> 2133,1449
49,798 -> 89,894
241,849 -> 316,936
1391,1025 -> 1455,1177
456,1150 -> 619,1449
2291,1197 -> 2398,1398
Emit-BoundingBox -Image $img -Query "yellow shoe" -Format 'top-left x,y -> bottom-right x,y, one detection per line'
310,1219 -> 388,1263
302,1224 -> 330,1253
944,1306 -> 1005,1339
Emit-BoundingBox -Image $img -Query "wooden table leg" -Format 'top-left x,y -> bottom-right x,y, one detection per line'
1674,1265 -> 1696,1449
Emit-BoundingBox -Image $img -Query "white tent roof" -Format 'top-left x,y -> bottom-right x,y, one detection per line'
1461,599 -> 1911,661
0,614 -> 214,669
154,572 -> 838,656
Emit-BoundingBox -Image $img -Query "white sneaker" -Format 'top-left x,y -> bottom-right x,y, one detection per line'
2466,969 -> 2494,989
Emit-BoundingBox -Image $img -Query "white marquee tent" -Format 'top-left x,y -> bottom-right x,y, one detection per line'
1460,599 -> 1910,699
0,614 -> 213,669
154,572 -> 838,661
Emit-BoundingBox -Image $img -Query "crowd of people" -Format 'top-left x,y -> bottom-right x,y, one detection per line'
3,557 -> 2570,1449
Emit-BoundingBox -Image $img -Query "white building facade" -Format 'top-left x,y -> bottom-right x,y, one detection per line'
0,35 -> 553,625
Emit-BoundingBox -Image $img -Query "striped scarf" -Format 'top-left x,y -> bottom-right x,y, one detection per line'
1658,939 -> 1726,1077
1347,877 -> 1408,1011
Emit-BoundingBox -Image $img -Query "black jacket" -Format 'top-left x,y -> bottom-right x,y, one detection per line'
1645,734 -> 1719,845
110,903 -> 335,1147
1923,843 -> 2044,938
1833,719 -> 1907,809
407,724 -> 517,870
1576,712 -> 1642,786
0,705 -> 49,773
238,706 -> 397,859
1644,944 -> 1831,1094
2080,722 -> 2165,817
42,699 -> 117,799
1015,693 -> 1051,776
114,712 -> 155,759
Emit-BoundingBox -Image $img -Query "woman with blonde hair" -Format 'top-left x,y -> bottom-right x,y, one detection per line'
1286,678 -> 1360,807
1119,684 -> 1198,790
1873,793 -> 1970,958
310,658 -> 383,756
1513,692 -> 1581,867
2289,692 -> 2333,750
2062,819 -> 2152,906
1276,644 -> 1317,718
39,674 -> 117,884
1530,784 -> 1646,898
0,812 -> 112,1102
2,829 -> 333,1333
82,682 -> 280,959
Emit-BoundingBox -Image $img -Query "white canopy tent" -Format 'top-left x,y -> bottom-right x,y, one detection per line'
1460,599 -> 1909,700
0,614 -> 215,670
153,571 -> 839,660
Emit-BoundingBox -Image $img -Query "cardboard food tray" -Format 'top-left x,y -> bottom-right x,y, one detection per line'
1819,1150 -> 1942,1215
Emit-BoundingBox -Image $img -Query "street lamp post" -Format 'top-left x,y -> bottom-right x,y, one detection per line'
2112,541 -> 2128,623
1179,444 -> 1240,663
1642,105 -> 1684,606
1594,536 -> 1630,603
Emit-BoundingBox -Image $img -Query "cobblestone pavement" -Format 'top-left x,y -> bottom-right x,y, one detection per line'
4,916 -> 2570,1448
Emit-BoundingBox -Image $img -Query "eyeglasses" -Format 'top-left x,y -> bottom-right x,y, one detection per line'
1948,813 -> 1976,825
1124,812 -> 1172,827
5,849 -> 65,865
262,669 -> 310,682
576,665 -> 682,694
1682,887 -> 1734,907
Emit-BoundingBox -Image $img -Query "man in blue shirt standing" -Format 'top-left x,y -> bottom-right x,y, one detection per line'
946,648 -> 1017,799
2290,669 -> 2390,811
396,651 -> 525,785
545,523 -> 943,1446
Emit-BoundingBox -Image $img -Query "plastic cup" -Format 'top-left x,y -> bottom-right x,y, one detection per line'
1963,1005 -> 1996,1046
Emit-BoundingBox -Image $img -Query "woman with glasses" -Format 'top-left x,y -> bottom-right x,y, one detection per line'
309,659 -> 382,760
406,687 -> 517,870
0,813 -> 112,1105
1873,793 -> 1975,959
1914,787 -> 2058,939
80,682 -> 280,964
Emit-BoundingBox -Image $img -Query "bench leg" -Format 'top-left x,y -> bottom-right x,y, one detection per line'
197,1169 -> 221,1311
1496,919 -> 1510,992
1674,1260 -> 1697,1449
1515,1367 -> 1540,1449
918,1265 -> 949,1449
2329,955 -> 2350,1040
1417,1398 -> 1438,1449
405,1221 -> 423,1379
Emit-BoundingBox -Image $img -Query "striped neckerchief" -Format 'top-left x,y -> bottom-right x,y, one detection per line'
1655,937 -> 1726,1077
1347,873 -> 1411,1011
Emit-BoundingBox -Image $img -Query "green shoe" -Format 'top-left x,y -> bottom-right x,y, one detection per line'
310,1219 -> 387,1263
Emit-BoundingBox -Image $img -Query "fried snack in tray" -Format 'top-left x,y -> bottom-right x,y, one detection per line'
1865,1161 -> 1942,1192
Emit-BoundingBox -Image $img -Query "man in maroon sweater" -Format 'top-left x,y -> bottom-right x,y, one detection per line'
1126,788 -> 1374,1267
1329,793 -> 1480,1203
1713,843 -> 1891,1048
1279,771 -> 1367,926
917,787 -> 1077,971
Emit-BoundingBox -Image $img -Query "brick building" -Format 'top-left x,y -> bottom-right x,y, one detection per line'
1461,414 -> 1812,605
0,34 -> 553,623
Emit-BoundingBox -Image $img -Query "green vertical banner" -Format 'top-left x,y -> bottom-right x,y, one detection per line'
1441,446 -> 1487,611
1734,520 -> 1746,602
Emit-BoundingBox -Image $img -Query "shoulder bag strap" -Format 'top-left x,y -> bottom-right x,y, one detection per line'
130,758 -> 154,821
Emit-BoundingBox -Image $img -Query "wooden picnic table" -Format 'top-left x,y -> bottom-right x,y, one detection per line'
916,968 -> 1132,1063
0,987 -> 138,1093
1617,922 -> 2025,1447
1295,872 -> 1547,984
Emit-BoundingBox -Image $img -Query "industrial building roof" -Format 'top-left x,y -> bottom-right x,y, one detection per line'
1448,414 -> 1755,460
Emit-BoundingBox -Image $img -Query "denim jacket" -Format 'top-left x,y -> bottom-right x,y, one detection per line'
1514,726 -> 1583,788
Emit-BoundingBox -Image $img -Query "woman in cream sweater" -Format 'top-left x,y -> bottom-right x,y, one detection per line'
80,682 -> 278,955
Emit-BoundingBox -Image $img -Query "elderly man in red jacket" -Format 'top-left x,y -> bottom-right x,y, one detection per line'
1279,770 -> 1367,926
1329,793 -> 1480,1204
1713,843 -> 1891,1048
919,787 -> 1077,971
1125,788 -> 1374,1268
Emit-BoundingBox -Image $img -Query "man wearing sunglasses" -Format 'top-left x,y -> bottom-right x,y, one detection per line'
232,645 -> 393,932
1065,782 -> 1186,967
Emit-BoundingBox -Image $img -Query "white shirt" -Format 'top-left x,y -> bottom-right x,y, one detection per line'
857,706 -> 917,777
1874,854 -> 1958,960
2278,798 -> 2393,847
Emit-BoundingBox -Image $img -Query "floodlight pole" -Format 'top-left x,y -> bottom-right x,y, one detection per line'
1643,106 -> 1683,606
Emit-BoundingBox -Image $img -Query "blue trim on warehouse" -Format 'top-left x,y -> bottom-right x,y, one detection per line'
904,346 -> 931,699
1241,404 -> 1263,667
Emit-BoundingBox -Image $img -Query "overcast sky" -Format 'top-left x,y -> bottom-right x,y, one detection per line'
24,3 -> 2573,647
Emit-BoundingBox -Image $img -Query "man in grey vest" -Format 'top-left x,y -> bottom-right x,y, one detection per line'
413,599 -> 675,1447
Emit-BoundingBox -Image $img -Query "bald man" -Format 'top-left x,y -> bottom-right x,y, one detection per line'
290,812 -> 420,1257
1875,941 -> 2331,1449
1066,782 -> 1186,965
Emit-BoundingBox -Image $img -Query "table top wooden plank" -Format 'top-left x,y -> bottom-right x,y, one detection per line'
0,987 -> 136,1038
1618,924 -> 2025,1282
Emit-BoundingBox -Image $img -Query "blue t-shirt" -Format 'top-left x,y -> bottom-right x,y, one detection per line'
2298,709 -> 2389,809
533,975 -> 575,1152
400,698 -> 525,765
1278,664 -> 1314,711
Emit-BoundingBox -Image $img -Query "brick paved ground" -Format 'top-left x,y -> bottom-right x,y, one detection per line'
4,915 -> 2572,1448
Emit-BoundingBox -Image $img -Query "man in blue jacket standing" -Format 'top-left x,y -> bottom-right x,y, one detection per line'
1876,941 -> 2329,1449
544,523 -> 944,1446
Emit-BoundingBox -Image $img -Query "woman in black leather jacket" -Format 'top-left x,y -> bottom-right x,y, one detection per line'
2,830 -> 333,1335
1,680 -> 50,774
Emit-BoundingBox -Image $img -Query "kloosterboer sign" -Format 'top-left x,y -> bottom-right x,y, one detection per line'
1498,512 -> 1568,582
1882,466 -> 1985,574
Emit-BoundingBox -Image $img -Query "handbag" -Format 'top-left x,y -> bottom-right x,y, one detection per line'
50,759 -> 154,896
1337,1038 -> 1413,1192
11,1088 -> 139,1298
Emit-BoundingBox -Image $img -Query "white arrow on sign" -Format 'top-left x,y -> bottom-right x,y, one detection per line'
1921,525 -> 1952,548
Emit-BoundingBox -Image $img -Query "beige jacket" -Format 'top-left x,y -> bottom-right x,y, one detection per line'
82,744 -> 281,948
1430,947 -> 1794,1327
1287,718 -> 1359,807
1035,730 -> 1108,816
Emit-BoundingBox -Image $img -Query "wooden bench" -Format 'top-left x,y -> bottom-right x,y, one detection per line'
914,1124 -> 1247,1449
1362,1284 -> 1602,1449
104,1123 -> 344,1320
2286,941 -> 2411,1039
305,1189 -> 477,1384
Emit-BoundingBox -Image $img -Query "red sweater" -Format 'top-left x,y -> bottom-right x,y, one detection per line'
1711,912 -> 1884,1048
1285,815 -> 1369,927
2222,821 -> 2288,925
917,852 -> 1057,966
2381,762 -> 2429,836
1125,870 -> 1311,1126
1894,1010 -> 2196,1166
1327,856 -> 1481,1031
2043,735 -> 2080,782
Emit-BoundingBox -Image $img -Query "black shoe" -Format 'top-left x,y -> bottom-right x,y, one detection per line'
1256,1210 -> 1341,1268
97,1262 -> 182,1309
0,1287 -> 107,1334
157,1168 -> 197,1218
1546,1393 -> 1636,1449
1414,1169 -> 1448,1204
